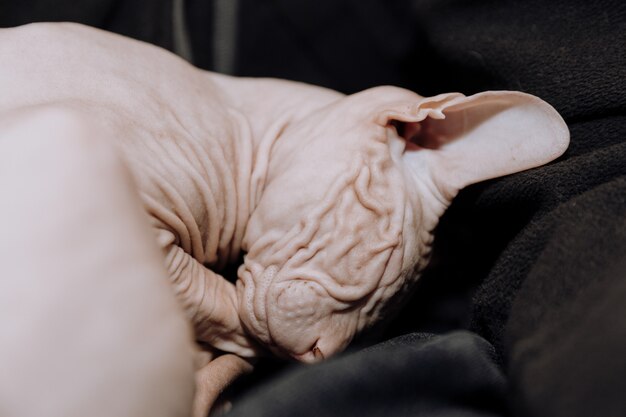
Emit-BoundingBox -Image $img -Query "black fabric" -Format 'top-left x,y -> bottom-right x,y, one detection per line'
233,0 -> 418,92
184,0 -> 214,70
227,332 -> 507,417
506,179 -> 626,417
2,1 -> 625,416
0,0 -> 174,52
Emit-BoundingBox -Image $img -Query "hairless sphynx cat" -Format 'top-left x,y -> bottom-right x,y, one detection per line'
0,23 -> 569,417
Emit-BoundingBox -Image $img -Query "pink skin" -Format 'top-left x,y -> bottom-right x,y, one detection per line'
0,22 -> 568,415
236,87 -> 570,362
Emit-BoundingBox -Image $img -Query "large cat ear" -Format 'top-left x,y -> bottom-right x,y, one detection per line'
377,91 -> 570,196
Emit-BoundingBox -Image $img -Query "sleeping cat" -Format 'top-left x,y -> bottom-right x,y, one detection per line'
0,22 -> 568,417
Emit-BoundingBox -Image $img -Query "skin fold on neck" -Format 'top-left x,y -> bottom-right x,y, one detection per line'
207,73 -> 344,257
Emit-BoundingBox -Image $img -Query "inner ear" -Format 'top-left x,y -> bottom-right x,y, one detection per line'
390,91 -> 569,193
381,92 -> 466,151
391,119 -> 446,151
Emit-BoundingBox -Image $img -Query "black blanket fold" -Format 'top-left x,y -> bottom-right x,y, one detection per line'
2,1 -> 625,416
226,332 -> 507,417
505,177 -> 626,417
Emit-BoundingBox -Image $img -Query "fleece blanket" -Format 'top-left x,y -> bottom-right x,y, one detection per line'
3,1 -> 624,416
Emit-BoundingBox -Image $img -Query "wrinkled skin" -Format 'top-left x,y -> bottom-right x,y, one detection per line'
0,23 -> 569,416
237,87 -> 570,361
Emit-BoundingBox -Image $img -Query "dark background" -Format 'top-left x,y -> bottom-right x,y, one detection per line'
2,1 -> 625,416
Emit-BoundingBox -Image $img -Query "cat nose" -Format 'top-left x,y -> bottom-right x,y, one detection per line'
292,345 -> 325,363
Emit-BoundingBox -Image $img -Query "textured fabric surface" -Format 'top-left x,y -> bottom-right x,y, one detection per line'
506,179 -> 626,417
227,332 -> 507,417
2,1 -> 625,416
